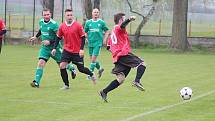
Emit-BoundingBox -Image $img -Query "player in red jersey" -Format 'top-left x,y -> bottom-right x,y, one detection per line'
51,9 -> 96,89
0,19 -> 6,54
99,13 -> 146,102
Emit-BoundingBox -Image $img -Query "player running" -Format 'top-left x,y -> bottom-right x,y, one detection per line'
29,8 -> 76,88
51,9 -> 97,90
99,13 -> 146,102
84,8 -> 109,79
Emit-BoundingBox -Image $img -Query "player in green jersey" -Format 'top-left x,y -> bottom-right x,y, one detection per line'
29,8 -> 76,88
84,8 -> 109,79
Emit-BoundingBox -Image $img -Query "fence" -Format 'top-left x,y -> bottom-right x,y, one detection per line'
0,0 -> 215,39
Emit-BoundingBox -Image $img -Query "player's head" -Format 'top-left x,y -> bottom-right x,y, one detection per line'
92,8 -> 100,20
114,13 -> 126,25
42,8 -> 51,21
64,9 -> 74,23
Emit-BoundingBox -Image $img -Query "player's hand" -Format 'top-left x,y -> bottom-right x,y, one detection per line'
103,40 -> 107,47
79,50 -> 84,57
51,49 -> 56,56
129,16 -> 136,21
29,36 -> 36,41
43,40 -> 50,46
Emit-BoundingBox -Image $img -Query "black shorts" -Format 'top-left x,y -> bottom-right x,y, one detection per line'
112,53 -> 144,74
61,49 -> 84,65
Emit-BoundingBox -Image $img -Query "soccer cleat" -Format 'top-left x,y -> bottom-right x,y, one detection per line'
71,69 -> 76,79
90,73 -> 97,85
98,68 -> 104,78
132,81 -> 145,91
99,90 -> 108,102
30,80 -> 39,88
60,85 -> 70,90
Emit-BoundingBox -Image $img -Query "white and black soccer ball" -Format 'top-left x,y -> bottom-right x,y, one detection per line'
180,87 -> 192,100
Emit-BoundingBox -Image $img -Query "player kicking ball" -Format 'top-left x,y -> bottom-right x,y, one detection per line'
99,13 -> 146,102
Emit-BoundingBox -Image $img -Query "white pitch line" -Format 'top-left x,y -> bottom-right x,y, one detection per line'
122,90 -> 215,121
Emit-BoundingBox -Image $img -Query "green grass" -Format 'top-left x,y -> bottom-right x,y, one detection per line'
0,45 -> 215,121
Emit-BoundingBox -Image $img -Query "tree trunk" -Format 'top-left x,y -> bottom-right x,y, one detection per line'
40,0 -> 54,18
70,0 -> 73,10
93,0 -> 100,9
134,18 -> 145,48
170,0 -> 190,51
84,0 -> 93,19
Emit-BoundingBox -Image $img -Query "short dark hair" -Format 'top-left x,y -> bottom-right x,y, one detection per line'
65,9 -> 72,13
114,13 -> 125,24
42,8 -> 51,12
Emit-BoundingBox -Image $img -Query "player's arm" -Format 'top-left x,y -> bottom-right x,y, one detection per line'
79,36 -> 85,57
120,16 -> 136,29
0,21 -> 6,36
51,36 -> 62,56
29,29 -> 41,41
0,29 -> 6,36
103,30 -> 110,46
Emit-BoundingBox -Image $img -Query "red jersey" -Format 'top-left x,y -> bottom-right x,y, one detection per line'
108,25 -> 131,63
57,21 -> 85,53
0,19 -> 6,40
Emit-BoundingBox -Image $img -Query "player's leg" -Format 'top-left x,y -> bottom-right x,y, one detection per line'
72,54 -> 97,84
89,47 -> 96,72
59,50 -> 71,89
93,46 -> 104,78
66,64 -> 76,79
53,48 -> 76,79
125,53 -> 146,91
117,53 -> 146,91
99,63 -> 131,102
30,48 -> 50,88
31,58 -> 47,88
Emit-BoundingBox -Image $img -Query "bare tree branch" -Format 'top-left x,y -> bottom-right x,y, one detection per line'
126,0 -> 145,18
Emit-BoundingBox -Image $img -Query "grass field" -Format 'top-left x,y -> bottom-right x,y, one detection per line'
0,45 -> 215,121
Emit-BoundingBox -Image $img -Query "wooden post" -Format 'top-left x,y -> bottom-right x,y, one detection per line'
158,19 -> 161,35
188,19 -> 191,37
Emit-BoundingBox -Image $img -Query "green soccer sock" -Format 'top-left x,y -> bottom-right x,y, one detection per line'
90,62 -> 96,72
66,64 -> 75,72
34,67 -> 43,84
95,61 -> 101,70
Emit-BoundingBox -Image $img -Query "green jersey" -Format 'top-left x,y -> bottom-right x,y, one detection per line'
39,18 -> 59,49
84,19 -> 109,47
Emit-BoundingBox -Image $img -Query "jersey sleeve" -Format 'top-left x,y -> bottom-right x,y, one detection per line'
84,21 -> 89,32
102,20 -> 109,32
53,23 -> 59,33
57,24 -> 63,38
0,20 -> 5,30
78,24 -> 85,37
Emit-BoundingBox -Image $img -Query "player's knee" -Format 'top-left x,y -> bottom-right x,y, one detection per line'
77,65 -> 85,73
138,62 -> 146,69
116,73 -> 125,84
38,60 -> 46,67
60,63 -> 67,69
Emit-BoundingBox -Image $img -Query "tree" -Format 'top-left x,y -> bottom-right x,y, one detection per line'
94,0 -> 100,9
126,0 -> 157,48
40,0 -> 54,18
170,0 -> 190,51
70,0 -> 73,10
84,0 -> 93,19
83,0 -> 101,19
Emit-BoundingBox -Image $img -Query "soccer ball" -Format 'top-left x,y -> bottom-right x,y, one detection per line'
180,87 -> 192,100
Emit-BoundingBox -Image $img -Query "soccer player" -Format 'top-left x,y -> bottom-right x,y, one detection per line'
29,8 -> 76,88
84,8 -> 109,78
99,13 -> 146,102
51,9 -> 96,90
0,18 -> 6,54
